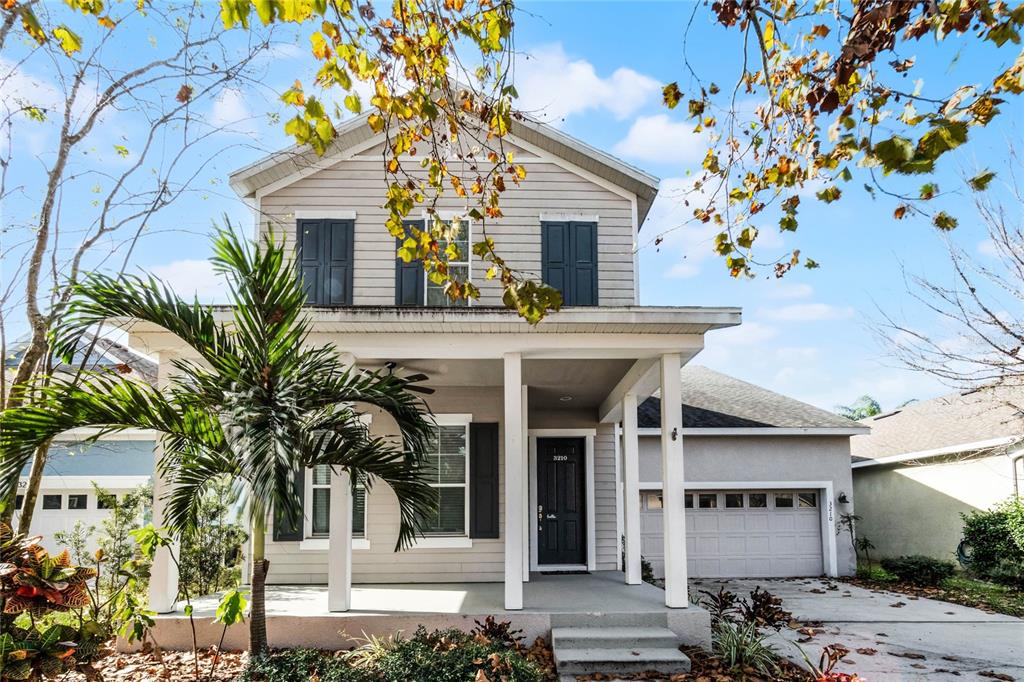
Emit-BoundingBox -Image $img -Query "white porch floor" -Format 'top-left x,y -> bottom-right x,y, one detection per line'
142,572 -> 711,651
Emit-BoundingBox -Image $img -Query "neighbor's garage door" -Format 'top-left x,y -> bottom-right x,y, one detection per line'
640,489 -> 823,579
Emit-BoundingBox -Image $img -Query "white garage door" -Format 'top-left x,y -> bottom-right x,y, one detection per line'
640,489 -> 824,579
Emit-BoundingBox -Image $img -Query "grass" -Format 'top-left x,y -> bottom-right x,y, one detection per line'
852,563 -> 1024,618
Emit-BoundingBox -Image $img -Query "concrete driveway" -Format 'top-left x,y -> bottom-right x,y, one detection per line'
693,577 -> 1024,681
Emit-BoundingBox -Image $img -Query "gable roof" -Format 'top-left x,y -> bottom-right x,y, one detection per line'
4,333 -> 157,386
229,111 -> 661,226
638,366 -> 863,432
850,385 -> 1024,465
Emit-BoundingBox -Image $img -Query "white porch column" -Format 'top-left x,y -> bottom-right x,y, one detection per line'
504,352 -> 524,610
660,353 -> 688,607
149,351 -> 180,613
327,468 -> 353,611
622,392 -> 642,585
521,384 -> 530,582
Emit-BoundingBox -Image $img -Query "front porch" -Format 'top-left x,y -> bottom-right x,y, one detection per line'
141,572 -> 711,651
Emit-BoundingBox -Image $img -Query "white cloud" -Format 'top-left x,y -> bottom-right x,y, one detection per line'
514,44 -> 659,124
613,114 -> 706,164
147,259 -> 229,303
211,88 -> 256,135
759,303 -> 855,322
665,261 -> 700,279
978,239 -> 999,257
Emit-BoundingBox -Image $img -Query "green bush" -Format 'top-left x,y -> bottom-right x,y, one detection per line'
241,626 -> 545,682
880,555 -> 955,586
988,558 -> 1024,589
961,498 -> 1024,579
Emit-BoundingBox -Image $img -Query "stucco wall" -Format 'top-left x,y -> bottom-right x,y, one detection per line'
852,454 -> 1017,562
638,434 -> 857,576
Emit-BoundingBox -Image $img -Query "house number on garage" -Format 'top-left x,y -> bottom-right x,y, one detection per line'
827,498 -> 833,523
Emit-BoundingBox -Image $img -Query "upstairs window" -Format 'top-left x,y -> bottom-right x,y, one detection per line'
297,219 -> 355,306
396,219 -> 471,307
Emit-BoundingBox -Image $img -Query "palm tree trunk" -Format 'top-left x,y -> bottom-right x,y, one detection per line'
16,440 -> 52,534
249,515 -> 269,654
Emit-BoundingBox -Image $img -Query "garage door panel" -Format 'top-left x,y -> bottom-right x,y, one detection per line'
640,488 -> 824,580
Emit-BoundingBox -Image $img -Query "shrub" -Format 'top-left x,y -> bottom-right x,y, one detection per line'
241,624 -> 546,682
711,620 -> 780,677
961,499 -> 1024,579
880,555 -> 955,586
988,558 -> 1024,589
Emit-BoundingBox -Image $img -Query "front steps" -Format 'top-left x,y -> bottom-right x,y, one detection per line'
551,613 -> 691,681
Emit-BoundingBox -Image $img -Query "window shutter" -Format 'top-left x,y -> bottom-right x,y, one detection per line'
542,221 -> 598,306
297,219 -> 323,304
469,422 -> 500,539
541,221 -> 570,303
324,219 -> 354,305
272,467 -> 305,542
570,221 -> 598,306
296,219 -> 354,305
395,220 -> 425,306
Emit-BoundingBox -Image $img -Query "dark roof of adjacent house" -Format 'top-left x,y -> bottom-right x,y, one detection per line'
638,366 -> 861,431
4,334 -> 157,386
850,385 -> 1024,462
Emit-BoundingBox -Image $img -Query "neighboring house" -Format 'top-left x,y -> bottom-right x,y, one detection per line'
123,111 -> 859,627
634,367 -> 864,580
851,388 -> 1024,561
5,336 -> 156,548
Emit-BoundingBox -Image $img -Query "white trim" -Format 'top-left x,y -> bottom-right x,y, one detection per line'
527,429 -> 598,572
521,385 -> 530,582
638,427 -> 869,437
19,475 -> 150,490
851,435 -> 1020,468
409,536 -> 473,549
293,209 -> 357,220
299,538 -> 370,551
535,564 -> 587,572
637,479 -> 840,578
630,194 -> 640,305
504,132 -> 637,202
251,134 -> 384,201
538,212 -> 600,223
503,353 -> 524,609
613,422 -> 624,573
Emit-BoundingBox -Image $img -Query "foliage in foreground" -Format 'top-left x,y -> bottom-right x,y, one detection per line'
0,524 -> 152,681
962,497 -> 1024,588
852,563 -> 1024,618
241,619 -> 551,682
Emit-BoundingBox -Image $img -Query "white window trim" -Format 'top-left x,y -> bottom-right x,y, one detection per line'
303,466 -> 368,543
299,538 -> 370,551
417,212 -> 473,308
293,209 -> 357,220
411,413 -> 473,544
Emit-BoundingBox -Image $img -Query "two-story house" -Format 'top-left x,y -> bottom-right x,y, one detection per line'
126,112 -> 860,654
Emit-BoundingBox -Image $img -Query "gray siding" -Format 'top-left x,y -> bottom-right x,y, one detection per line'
594,424 -> 618,570
258,152 -> 637,307
265,387 -> 505,585
638,434 -> 857,576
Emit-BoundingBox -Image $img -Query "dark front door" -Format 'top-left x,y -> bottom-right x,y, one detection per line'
537,438 -> 586,566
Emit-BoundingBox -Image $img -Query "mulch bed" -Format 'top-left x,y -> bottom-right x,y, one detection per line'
65,648 -> 249,681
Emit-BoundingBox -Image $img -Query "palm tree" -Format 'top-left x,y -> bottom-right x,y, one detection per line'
0,226 -> 436,652
835,395 -> 883,421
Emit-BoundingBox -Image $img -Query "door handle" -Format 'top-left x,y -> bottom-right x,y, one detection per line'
545,513 -> 557,519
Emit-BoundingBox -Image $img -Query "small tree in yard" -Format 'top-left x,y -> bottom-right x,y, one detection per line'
0,227 -> 437,653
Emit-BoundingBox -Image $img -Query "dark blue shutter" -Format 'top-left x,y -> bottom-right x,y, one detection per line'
324,219 -> 354,305
273,467 -> 305,541
469,422 -> 500,539
395,220 -> 425,306
297,219 -> 323,304
296,219 -> 354,305
542,221 -> 598,306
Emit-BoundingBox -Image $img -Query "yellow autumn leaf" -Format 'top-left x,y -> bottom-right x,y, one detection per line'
53,26 -> 83,55
763,20 -> 775,51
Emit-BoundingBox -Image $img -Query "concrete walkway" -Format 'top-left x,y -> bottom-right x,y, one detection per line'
694,577 -> 1024,681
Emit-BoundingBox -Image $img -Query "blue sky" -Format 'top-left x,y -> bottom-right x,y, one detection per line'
4,1 -> 1021,412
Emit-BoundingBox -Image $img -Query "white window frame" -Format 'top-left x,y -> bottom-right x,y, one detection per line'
303,466 -> 369,546
415,413 -> 472,541
419,213 -> 473,308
